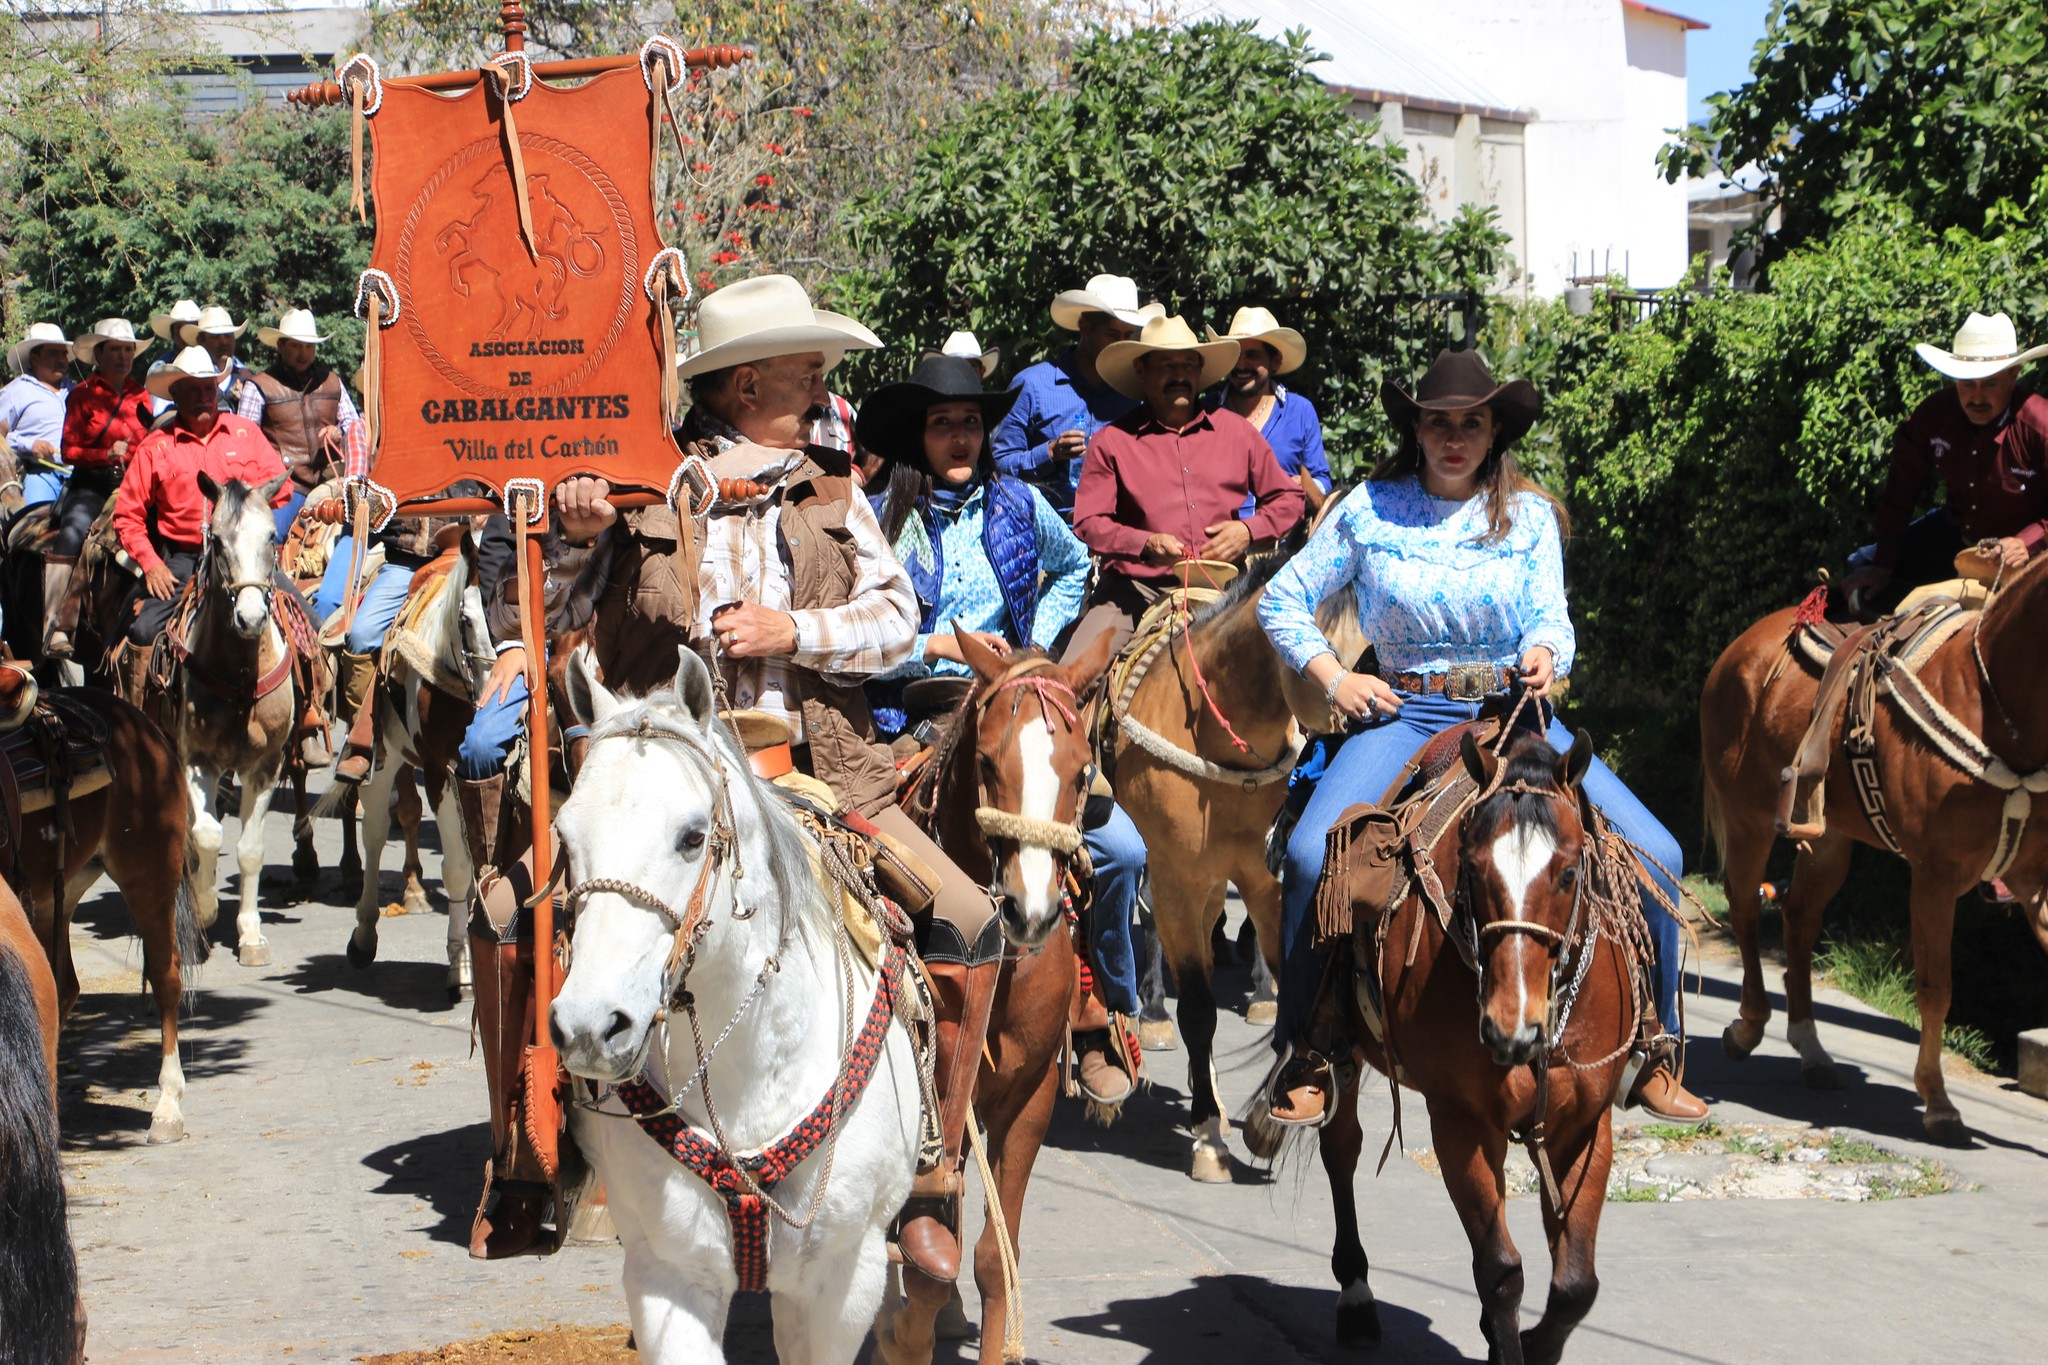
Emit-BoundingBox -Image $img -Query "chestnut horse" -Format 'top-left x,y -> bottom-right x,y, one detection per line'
0,877 -> 80,1362
873,632 -> 1116,1365
1701,554 -> 2048,1143
1313,728 -> 1637,1363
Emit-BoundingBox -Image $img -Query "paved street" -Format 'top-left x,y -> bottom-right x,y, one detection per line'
60,786 -> 2048,1363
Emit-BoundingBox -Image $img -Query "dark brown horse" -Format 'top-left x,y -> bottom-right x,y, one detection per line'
873,632 -> 1117,1365
1701,554 -> 2048,1143
1310,728 -> 1638,1364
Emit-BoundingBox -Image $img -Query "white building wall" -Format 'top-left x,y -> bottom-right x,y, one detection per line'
1618,7 -> 1693,288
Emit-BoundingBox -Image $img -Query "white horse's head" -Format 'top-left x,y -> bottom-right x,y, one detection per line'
196,472 -> 286,639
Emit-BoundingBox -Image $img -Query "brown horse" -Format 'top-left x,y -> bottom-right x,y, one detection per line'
12,685 -> 209,1143
872,631 -> 1117,1365
0,877 -> 81,1362
1313,728 -> 1637,1363
1701,555 -> 2048,1143
1106,556 -> 1353,1180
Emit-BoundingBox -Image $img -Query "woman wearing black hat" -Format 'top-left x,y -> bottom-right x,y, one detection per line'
1254,348 -> 1704,1127
859,353 -> 1146,1106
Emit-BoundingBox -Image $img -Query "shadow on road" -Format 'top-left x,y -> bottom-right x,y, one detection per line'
278,949 -> 461,1015
58,981 -> 266,1151
363,1120 -> 492,1246
1054,1273 -> 1460,1362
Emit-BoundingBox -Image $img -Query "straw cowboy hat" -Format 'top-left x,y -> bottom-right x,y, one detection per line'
1914,311 -> 2048,381
176,305 -> 247,347
928,330 -> 1000,379
1381,348 -> 1543,450
676,274 -> 881,380
855,354 -> 1021,478
145,345 -> 224,400
72,318 -> 153,366
7,323 -> 69,375
1206,306 -> 1307,375
258,308 -> 329,347
1095,315 -> 1240,400
149,299 -> 200,342
1049,274 -> 1166,331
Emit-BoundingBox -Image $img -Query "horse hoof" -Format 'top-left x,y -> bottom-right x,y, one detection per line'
1801,1059 -> 1845,1090
1245,999 -> 1278,1027
1923,1110 -> 1970,1147
446,982 -> 472,1007
1721,1020 -> 1765,1060
1336,1289 -> 1382,1349
345,935 -> 376,970
237,942 -> 272,968
1139,1018 -> 1178,1052
147,1115 -> 186,1144
934,1286 -> 974,1341
292,847 -> 321,883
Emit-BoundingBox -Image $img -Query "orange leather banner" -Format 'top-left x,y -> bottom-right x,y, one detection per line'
365,67 -> 679,505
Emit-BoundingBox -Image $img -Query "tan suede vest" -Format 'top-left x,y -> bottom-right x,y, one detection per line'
253,370 -> 343,492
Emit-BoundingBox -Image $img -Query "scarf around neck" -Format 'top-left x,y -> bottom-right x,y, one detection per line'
266,356 -> 331,393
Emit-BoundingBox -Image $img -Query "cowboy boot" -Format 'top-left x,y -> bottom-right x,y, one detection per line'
897,956 -> 1001,1282
334,651 -> 379,783
41,555 -> 77,659
1071,958 -> 1133,1106
114,639 -> 155,711
467,871 -> 547,1259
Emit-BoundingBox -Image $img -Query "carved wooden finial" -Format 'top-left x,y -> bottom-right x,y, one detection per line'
500,1 -> 527,52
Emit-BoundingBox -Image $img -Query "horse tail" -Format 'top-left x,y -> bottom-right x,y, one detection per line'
303,780 -> 352,826
0,944 -> 80,1365
175,875 -> 211,968
1700,768 -> 1727,880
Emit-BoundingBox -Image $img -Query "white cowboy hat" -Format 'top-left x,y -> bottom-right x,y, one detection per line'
1050,274 -> 1166,331
931,330 -> 1000,379
176,305 -> 247,346
258,308 -> 329,347
1914,311 -> 2048,381
73,318 -> 154,366
1096,315 -> 1241,400
149,299 -> 201,342
145,345 -> 225,400
7,323 -> 70,375
676,274 -> 880,380
1207,305 -> 1308,375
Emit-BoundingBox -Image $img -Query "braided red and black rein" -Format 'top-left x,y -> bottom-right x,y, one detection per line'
613,938 -> 906,1293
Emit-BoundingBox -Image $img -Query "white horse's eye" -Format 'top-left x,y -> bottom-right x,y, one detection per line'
678,829 -> 707,854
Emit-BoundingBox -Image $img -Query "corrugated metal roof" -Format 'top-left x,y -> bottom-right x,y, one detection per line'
1181,0 -> 1520,115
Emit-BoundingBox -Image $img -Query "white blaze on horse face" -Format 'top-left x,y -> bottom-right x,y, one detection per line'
220,493 -> 276,637
1488,821 -> 1557,1029
1011,718 -> 1062,935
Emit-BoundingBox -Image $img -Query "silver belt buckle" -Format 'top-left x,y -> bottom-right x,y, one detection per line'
1444,663 -> 1496,703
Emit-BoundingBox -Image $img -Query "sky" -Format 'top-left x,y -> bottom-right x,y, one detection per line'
1677,0 -> 1777,123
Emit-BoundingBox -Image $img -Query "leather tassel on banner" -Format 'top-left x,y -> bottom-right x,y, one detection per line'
487,65 -> 539,263
350,80 -> 368,223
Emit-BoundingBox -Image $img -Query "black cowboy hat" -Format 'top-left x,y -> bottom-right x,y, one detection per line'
1380,348 -> 1543,450
855,355 -> 1021,477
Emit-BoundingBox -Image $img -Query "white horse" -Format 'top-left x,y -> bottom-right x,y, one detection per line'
552,646 -> 922,1365
339,531 -> 496,999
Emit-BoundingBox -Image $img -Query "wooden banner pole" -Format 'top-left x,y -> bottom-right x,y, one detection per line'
512,486 -> 564,1169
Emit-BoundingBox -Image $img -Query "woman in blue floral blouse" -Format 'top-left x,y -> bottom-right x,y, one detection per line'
1256,349 -> 1704,1127
860,354 -> 1147,1105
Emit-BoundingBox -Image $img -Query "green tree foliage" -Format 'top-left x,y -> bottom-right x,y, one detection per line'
838,22 -> 1506,466
1662,0 -> 2048,252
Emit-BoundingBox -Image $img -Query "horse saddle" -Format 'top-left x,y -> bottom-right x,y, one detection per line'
0,683 -> 115,883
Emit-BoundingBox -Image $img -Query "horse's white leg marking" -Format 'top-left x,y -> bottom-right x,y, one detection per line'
1016,718 -> 1060,930
1489,824 -> 1557,1030
234,765 -> 279,958
187,761 -> 222,928
149,1043 -> 187,1144
1191,1114 -> 1231,1183
351,755 -> 399,953
622,1253 -> 730,1365
776,1230 -> 891,1365
1787,1018 -> 1834,1068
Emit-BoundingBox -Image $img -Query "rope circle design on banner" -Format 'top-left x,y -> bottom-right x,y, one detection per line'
336,53 -> 384,115
639,36 -> 687,94
667,454 -> 717,519
503,477 -> 548,526
354,269 -> 401,327
487,50 -> 534,101
343,476 -> 397,533
643,247 -> 693,308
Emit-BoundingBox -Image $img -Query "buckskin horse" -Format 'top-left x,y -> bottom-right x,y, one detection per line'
1308,727 -> 1642,1363
874,630 -> 1118,1365
551,647 -> 922,1365
1701,552 -> 2048,1143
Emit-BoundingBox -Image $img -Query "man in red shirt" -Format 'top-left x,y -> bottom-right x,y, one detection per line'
1066,314 -> 1304,659
47,318 -> 154,658
1844,311 -> 2048,610
112,346 -> 293,698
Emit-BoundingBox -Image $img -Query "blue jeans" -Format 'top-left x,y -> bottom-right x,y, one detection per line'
1276,692 -> 1684,1049
1081,796 -> 1142,1017
23,469 -> 65,507
313,536 -> 414,654
457,671 -> 528,780
275,490 -> 306,544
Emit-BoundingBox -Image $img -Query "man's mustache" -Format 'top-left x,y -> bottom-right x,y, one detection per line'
803,403 -> 827,424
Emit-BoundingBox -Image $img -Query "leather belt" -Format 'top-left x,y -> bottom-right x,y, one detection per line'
747,741 -> 794,781
1387,663 -> 1516,702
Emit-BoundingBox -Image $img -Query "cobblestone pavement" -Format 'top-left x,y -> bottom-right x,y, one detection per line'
61,785 -> 2048,1363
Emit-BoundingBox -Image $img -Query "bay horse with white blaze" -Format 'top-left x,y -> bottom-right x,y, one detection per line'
551,647 -> 922,1365
1701,552 -> 2048,1143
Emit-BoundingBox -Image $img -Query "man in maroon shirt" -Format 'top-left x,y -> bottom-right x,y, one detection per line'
1065,315 -> 1304,659
1844,311 -> 2048,610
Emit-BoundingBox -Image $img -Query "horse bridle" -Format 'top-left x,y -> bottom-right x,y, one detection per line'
969,659 -> 1089,864
1462,780 -> 1591,1038
201,511 -> 278,615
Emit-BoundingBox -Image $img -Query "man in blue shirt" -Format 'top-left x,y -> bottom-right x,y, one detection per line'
990,273 -> 1160,514
1205,306 -> 1333,520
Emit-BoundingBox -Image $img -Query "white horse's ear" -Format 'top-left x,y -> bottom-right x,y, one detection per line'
673,645 -> 717,733
565,644 -> 620,729
256,472 -> 290,505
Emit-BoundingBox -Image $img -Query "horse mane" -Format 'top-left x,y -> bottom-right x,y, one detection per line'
1467,730 -> 1568,843
586,694 -> 833,937
1187,552 -> 1287,630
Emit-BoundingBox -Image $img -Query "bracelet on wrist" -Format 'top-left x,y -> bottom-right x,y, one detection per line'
1323,673 -> 1345,707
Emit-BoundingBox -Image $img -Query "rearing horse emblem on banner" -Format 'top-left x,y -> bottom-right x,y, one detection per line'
433,160 -> 608,344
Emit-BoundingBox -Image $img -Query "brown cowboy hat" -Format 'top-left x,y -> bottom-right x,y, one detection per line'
1380,348 -> 1542,449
